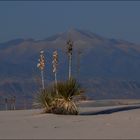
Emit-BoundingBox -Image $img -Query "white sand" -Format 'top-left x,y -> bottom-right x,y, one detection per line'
0,105 -> 140,139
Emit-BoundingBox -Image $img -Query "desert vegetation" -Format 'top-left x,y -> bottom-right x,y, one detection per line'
35,78 -> 81,115
34,39 -> 83,115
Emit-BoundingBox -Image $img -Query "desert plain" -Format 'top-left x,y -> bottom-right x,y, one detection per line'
0,100 -> 140,139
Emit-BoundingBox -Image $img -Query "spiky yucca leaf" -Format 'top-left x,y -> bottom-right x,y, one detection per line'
52,98 -> 78,115
57,78 -> 80,100
54,78 -> 80,115
34,85 -> 56,113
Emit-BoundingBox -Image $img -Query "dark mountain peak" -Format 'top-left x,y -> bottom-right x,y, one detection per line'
66,28 -> 105,40
67,28 -> 80,34
48,28 -> 105,44
42,28 -> 105,43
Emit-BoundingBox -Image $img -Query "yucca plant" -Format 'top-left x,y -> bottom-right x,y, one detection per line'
34,78 -> 82,115
54,78 -> 80,115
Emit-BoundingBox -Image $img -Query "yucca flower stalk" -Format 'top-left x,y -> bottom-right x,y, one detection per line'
52,50 -> 58,95
37,50 -> 45,90
66,39 -> 73,80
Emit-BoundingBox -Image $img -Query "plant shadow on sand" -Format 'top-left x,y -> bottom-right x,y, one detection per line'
80,105 -> 140,116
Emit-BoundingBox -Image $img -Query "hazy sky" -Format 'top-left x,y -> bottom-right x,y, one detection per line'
0,1 -> 140,44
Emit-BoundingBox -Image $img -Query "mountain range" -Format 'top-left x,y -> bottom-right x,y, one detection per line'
0,28 -> 140,109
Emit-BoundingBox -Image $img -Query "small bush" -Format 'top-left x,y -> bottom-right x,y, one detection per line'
34,78 -> 82,115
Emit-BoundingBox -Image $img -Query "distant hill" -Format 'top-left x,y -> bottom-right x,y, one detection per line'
0,28 -> 140,109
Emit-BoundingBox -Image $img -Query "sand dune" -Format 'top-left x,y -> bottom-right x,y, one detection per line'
0,104 -> 140,139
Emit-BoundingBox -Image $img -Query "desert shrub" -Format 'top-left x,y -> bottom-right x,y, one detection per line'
34,78 -> 81,115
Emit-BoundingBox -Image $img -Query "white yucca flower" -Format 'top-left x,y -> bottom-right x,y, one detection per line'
37,63 -> 40,68
40,50 -> 44,54
37,50 -> 45,89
